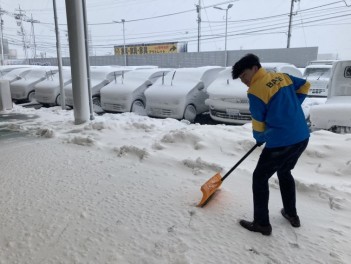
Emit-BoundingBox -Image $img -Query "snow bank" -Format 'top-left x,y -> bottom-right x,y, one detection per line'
1,105 -> 351,263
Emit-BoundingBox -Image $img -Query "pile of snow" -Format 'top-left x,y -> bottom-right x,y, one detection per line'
0,105 -> 351,263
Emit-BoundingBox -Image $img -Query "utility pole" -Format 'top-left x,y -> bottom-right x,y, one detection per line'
0,6 -> 5,65
15,5 -> 28,60
287,0 -> 299,48
26,14 -> 39,58
196,0 -> 201,52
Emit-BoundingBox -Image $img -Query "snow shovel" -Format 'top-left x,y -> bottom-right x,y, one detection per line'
197,144 -> 259,207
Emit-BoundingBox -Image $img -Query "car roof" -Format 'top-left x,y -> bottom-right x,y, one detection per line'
308,60 -> 336,65
305,64 -> 333,69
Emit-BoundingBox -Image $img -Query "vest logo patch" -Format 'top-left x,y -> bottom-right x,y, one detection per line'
266,76 -> 283,88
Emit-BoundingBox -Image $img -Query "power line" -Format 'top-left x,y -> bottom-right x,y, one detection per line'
2,1 -> 351,58
82,0 -> 348,26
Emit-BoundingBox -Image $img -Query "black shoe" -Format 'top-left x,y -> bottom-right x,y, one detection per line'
239,220 -> 272,236
281,209 -> 300,227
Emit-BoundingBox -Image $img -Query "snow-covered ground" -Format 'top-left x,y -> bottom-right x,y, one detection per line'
1,105 -> 351,264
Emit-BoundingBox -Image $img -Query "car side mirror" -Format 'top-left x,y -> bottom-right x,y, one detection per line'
198,83 -> 205,90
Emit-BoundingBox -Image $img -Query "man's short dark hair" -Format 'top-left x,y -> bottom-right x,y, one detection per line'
231,53 -> 262,79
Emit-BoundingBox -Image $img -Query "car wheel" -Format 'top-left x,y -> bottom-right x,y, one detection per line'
183,104 -> 197,123
131,100 -> 146,116
92,96 -> 104,113
28,91 -> 36,102
55,94 -> 61,106
92,96 -> 101,107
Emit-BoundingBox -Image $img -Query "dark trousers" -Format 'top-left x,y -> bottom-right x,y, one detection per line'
252,139 -> 309,226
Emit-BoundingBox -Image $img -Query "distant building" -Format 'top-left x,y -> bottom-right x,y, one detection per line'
317,53 -> 339,60
114,42 -> 188,55
8,49 -> 17,59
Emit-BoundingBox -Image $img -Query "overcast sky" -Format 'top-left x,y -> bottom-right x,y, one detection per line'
0,0 -> 350,60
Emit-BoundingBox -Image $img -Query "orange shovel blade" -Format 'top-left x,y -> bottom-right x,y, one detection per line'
197,173 -> 222,207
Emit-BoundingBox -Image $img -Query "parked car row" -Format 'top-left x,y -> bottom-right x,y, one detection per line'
3,62 -> 348,131
1,65 -> 226,123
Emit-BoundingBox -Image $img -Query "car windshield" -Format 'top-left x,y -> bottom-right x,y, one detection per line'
304,68 -> 331,79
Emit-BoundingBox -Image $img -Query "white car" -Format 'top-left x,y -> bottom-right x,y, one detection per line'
145,66 -> 223,123
100,68 -> 171,115
205,63 -> 303,124
10,67 -> 58,102
304,62 -> 333,97
310,60 -> 351,133
0,67 -> 33,83
34,68 -> 72,106
64,67 -> 130,108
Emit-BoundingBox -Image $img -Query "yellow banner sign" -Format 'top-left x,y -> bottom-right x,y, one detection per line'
114,43 -> 178,55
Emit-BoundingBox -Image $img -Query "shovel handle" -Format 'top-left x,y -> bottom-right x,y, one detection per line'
221,144 -> 259,182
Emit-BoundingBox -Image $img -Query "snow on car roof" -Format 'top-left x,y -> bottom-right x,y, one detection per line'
89,67 -> 130,80
163,66 -> 222,86
308,60 -> 336,65
305,64 -> 333,69
146,67 -> 222,98
0,67 -> 32,78
206,67 -> 247,97
122,68 -> 170,80
102,69 -> 171,94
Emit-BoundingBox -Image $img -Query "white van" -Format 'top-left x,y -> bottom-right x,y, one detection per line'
304,61 -> 334,97
310,60 -> 351,133
64,67 -> 129,109
206,63 -> 303,124
10,67 -> 58,102
145,66 -> 223,123
34,67 -> 72,106
100,68 -> 171,115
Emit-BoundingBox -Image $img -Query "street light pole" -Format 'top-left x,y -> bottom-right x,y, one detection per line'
113,19 -> 127,66
0,9 -> 4,65
214,4 -> 233,67
121,19 -> 127,66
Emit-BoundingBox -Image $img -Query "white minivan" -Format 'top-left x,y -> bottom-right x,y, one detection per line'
145,66 -> 223,123
304,60 -> 334,97
205,63 -> 303,124
310,60 -> 351,133
10,67 -> 58,102
64,67 -> 129,109
100,68 -> 171,115
34,67 -> 72,106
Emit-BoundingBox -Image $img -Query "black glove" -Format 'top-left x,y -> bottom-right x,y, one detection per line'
256,141 -> 265,147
